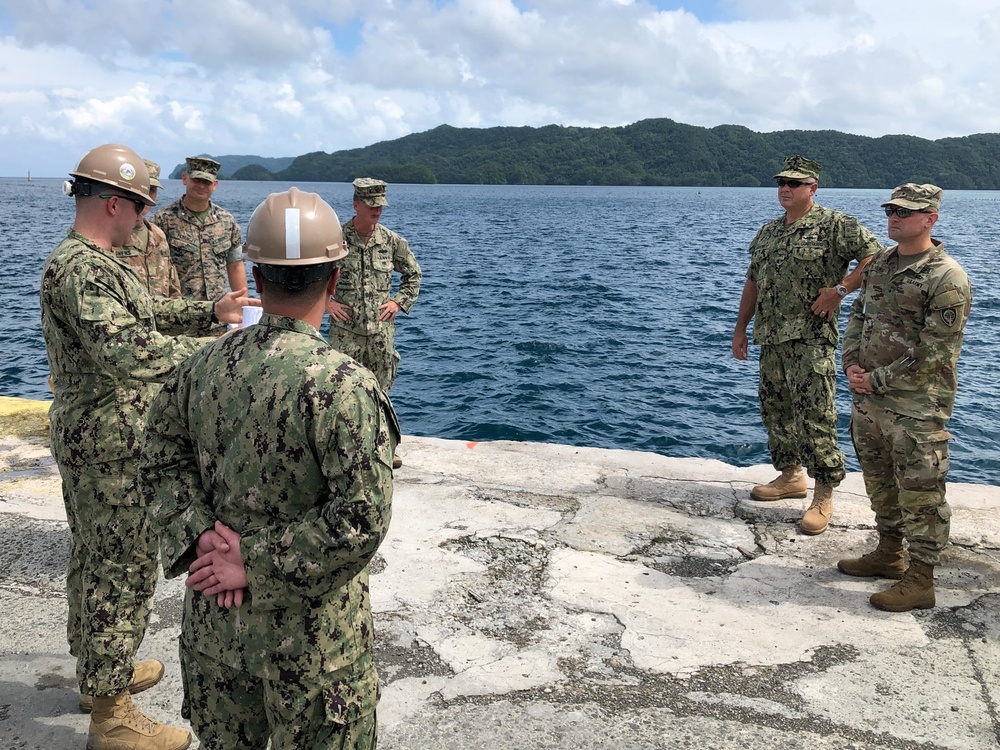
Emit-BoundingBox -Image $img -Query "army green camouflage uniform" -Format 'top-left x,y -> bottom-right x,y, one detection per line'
115,218 -> 183,298
142,313 -> 399,749
747,204 -> 881,485
152,199 -> 242,301
843,240 -> 971,565
40,229 -> 221,697
328,219 -> 422,392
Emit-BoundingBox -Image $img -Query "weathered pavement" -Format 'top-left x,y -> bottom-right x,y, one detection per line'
2,396 -> 1000,749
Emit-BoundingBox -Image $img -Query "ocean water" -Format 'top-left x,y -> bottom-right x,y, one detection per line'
2,178 -> 997,485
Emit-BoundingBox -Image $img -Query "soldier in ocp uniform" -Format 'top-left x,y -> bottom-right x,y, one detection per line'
152,156 -> 245,302
838,184 -> 972,612
142,187 -> 398,749
41,143 -> 255,750
115,159 -> 183,298
733,155 -> 881,534
327,177 -> 422,469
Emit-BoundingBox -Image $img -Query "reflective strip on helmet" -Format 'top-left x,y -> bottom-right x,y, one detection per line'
285,208 -> 301,260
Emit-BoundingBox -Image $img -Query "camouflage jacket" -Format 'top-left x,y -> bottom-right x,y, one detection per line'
747,204 -> 881,346
331,219 -> 422,336
151,199 -> 242,302
141,314 -> 399,718
40,230 -> 219,470
843,240 -> 972,422
115,218 -> 182,299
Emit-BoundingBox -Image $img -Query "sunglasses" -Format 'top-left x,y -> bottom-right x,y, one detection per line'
99,193 -> 145,215
775,178 -> 814,189
883,206 -> 931,218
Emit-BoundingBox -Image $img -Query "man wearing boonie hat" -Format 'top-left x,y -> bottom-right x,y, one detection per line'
152,155 -> 245,303
327,177 -> 422,469
732,155 -> 882,535
839,183 -> 972,612
115,159 -> 182,298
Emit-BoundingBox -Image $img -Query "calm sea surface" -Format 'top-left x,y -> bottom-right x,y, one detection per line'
2,178 -> 997,485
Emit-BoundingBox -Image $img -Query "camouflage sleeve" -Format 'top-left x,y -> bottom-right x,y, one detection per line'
241,383 -> 399,610
745,226 -> 766,282
841,215 -> 882,262
152,296 -> 221,337
841,270 -> 868,371
141,367 -> 217,578
869,274 -> 972,395
168,262 -> 183,300
392,235 -> 422,313
225,218 -> 243,265
68,269 -> 211,383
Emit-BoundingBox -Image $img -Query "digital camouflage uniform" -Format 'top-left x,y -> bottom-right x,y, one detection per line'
152,199 -> 242,301
843,240 -> 971,565
115,218 -> 183,298
142,313 -> 399,749
40,229 -> 220,697
747,204 -> 881,485
328,219 -> 422,392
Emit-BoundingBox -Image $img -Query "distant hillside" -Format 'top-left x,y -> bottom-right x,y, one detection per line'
168,154 -> 296,180
228,119 -> 1000,189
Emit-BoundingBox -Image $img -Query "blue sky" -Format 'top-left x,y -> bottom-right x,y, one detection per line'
1,0 -> 998,177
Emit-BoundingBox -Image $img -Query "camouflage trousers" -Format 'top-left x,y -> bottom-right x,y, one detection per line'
758,341 -> 845,486
59,457 -> 158,696
850,399 -> 952,565
180,643 -> 378,749
328,324 -> 399,393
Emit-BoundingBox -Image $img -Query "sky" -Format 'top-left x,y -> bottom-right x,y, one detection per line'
1,0 -> 999,177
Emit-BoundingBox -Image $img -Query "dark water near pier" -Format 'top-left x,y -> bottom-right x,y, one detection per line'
2,178 -> 997,485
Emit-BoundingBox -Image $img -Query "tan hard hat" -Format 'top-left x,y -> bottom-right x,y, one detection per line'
244,187 -> 347,265
69,144 -> 155,206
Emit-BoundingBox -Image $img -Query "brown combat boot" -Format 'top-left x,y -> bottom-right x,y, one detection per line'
799,482 -> 833,535
392,453 -> 403,469
80,658 -> 165,713
750,466 -> 807,501
837,533 -> 907,579
88,692 -> 191,750
869,560 -> 936,612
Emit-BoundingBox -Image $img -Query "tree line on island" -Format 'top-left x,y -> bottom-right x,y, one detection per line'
176,118 -> 1000,189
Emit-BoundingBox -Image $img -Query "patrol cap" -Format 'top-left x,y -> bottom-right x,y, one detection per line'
185,156 -> 221,182
774,155 -> 822,182
143,159 -> 162,189
353,177 -> 388,207
881,183 -> 943,211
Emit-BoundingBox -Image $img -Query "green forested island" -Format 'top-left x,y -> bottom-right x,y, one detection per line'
206,119 -> 1000,189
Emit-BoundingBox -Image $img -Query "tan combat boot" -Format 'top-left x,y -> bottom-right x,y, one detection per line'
392,453 -> 403,469
799,482 -> 833,535
80,658 -> 165,713
837,533 -> 907,579
750,466 -> 807,501
869,559 -> 936,612
88,692 -> 191,750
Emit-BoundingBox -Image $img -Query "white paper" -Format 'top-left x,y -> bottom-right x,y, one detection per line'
241,305 -> 263,327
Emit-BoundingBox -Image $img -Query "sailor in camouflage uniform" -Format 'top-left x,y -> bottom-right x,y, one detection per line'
327,177 -> 421,468
142,187 -> 399,749
733,155 -> 881,534
116,159 -> 183,298
839,184 -> 972,612
152,156 -> 245,302
41,144 -> 256,750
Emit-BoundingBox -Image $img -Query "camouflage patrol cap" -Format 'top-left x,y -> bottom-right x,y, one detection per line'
143,159 -> 162,189
185,156 -> 221,182
774,155 -> 822,181
881,183 -> 943,211
353,177 -> 388,207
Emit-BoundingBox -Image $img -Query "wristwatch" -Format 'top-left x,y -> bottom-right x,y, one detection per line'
836,284 -> 848,298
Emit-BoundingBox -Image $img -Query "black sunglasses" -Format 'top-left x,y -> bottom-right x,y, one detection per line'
883,206 -> 930,218
99,192 -> 145,215
775,178 -> 814,189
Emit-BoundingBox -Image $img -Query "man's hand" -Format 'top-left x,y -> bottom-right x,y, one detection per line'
846,364 -> 873,394
187,521 -> 248,608
811,287 -> 842,321
326,298 -> 352,322
732,329 -> 749,361
214,289 -> 261,325
378,300 -> 401,322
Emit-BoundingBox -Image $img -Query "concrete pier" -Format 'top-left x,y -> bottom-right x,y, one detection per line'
2,396 -> 999,749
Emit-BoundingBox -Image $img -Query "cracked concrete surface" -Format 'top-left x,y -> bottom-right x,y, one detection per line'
2,425 -> 1000,749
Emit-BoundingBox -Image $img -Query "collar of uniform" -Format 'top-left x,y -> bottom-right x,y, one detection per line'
887,237 -> 944,272
66,228 -> 110,255
257,312 -> 326,339
346,220 -> 381,242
